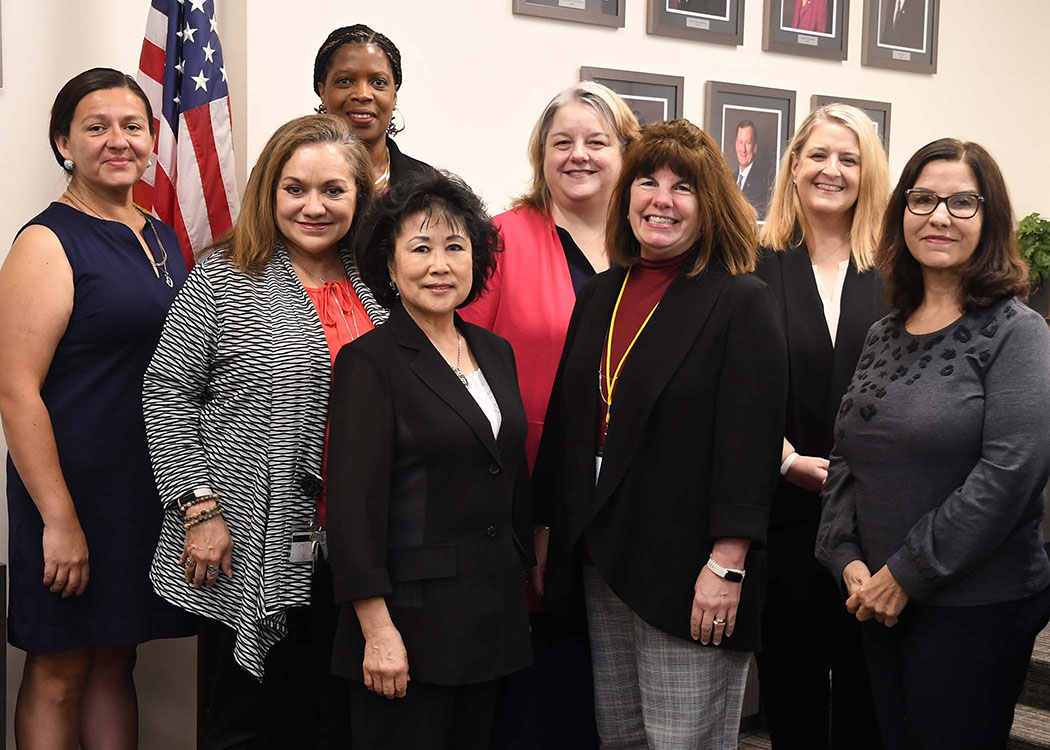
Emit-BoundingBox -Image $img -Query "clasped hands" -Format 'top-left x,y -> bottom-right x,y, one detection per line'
842,560 -> 909,627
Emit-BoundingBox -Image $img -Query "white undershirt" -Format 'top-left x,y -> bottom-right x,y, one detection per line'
464,368 -> 502,439
812,260 -> 850,346
737,161 -> 754,187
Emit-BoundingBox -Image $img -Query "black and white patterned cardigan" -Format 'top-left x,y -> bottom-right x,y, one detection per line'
142,244 -> 387,679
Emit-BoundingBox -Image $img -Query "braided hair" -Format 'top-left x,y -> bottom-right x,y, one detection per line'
313,25 -> 403,95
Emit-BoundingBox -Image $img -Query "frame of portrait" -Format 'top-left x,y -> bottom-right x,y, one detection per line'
512,0 -> 626,27
580,66 -> 685,125
762,0 -> 850,60
704,80 -> 796,224
647,0 -> 745,46
861,0 -> 939,73
811,94 -> 892,156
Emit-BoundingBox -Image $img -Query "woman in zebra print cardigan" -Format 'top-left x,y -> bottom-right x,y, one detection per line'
143,115 -> 386,748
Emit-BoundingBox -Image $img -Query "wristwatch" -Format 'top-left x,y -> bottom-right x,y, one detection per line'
706,556 -> 746,583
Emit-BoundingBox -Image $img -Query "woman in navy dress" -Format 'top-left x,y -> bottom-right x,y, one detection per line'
0,68 -> 192,749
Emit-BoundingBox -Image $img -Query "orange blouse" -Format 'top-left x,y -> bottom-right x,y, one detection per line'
304,279 -> 375,525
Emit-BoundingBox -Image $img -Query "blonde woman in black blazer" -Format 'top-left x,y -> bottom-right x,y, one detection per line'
326,172 -> 532,750
533,120 -> 787,749
754,103 -> 889,750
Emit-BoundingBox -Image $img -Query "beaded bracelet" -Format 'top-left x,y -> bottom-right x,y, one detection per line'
183,505 -> 223,530
179,491 -> 220,514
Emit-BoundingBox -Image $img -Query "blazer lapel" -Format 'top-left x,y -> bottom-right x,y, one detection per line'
593,260 -> 729,510
391,305 -> 501,463
781,244 -> 833,359
462,322 -> 523,459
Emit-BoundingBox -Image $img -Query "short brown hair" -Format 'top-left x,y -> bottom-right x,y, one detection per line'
213,114 -> 374,273
606,119 -> 758,277
877,138 -> 1029,316
513,82 -> 640,214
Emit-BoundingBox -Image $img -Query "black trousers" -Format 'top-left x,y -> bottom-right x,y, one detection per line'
200,562 -> 351,750
758,526 -> 881,750
350,677 -> 499,750
861,585 -> 1050,750
489,611 -> 599,750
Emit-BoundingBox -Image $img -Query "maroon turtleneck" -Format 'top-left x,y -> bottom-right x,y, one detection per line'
597,250 -> 691,452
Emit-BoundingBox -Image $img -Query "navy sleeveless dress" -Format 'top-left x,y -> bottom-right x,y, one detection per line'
6,202 -> 195,652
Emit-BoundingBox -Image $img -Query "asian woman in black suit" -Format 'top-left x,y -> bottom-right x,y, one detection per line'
325,171 -> 532,750
754,103 -> 890,750
533,119 -> 787,749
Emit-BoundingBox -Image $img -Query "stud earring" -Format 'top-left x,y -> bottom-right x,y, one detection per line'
63,158 -> 75,172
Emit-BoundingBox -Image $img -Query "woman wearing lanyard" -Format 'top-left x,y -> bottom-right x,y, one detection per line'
533,119 -> 787,749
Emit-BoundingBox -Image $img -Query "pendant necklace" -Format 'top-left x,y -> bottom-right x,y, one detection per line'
64,188 -> 173,287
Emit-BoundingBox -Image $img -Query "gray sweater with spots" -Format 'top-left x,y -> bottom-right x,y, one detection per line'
816,296 -> 1050,605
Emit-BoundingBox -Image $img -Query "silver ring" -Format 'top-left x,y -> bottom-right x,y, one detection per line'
184,560 -> 197,571
713,618 -> 727,626
206,565 -> 220,578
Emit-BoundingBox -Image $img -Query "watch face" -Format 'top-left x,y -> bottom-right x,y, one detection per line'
724,571 -> 744,583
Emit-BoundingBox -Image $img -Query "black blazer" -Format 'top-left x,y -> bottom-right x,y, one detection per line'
754,244 -> 887,532
387,136 -> 436,186
326,303 -> 533,686
533,256 -> 788,653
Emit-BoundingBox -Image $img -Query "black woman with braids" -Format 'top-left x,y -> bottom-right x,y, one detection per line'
314,25 -> 435,196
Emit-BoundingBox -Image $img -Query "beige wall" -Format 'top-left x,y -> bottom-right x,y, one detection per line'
1,0 -> 1049,747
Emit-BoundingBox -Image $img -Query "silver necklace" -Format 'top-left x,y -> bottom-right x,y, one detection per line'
64,189 -> 173,287
294,260 -> 361,342
451,335 -> 468,386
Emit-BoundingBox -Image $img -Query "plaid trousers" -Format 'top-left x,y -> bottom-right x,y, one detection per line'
583,565 -> 749,750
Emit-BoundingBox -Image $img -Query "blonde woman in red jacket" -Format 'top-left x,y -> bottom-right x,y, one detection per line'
460,81 -> 638,750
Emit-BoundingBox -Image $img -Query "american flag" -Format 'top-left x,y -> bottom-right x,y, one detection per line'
135,0 -> 238,268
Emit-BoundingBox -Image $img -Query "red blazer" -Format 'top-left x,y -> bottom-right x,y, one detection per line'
460,206 -> 578,470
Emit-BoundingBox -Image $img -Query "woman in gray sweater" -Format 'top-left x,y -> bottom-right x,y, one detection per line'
817,138 -> 1050,749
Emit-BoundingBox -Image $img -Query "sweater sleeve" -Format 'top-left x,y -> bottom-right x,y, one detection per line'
708,278 -> 788,541
886,307 -> 1050,599
816,448 -> 866,596
142,261 -> 220,510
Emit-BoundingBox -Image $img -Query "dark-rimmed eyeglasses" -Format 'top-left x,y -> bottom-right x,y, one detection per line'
904,189 -> 984,219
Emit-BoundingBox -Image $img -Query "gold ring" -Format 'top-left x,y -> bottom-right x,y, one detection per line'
713,617 -> 727,625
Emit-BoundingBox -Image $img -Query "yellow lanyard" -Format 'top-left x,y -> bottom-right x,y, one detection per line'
603,267 -> 660,431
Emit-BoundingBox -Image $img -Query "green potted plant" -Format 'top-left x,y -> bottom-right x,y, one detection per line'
1018,212 -> 1050,317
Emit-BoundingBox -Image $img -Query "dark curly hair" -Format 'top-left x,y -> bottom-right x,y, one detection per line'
354,171 -> 502,309
877,138 -> 1029,317
313,24 -> 402,95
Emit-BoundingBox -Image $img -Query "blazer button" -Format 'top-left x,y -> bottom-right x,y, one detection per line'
488,463 -> 501,475
486,525 -> 498,538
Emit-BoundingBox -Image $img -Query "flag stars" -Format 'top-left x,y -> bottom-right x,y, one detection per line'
202,42 -> 216,62
191,70 -> 210,91
189,0 -> 207,11
220,66 -> 228,82
209,15 -> 218,32
182,23 -> 198,43
175,59 -> 185,74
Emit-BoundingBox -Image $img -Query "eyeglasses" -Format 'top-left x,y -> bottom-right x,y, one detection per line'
904,189 -> 984,219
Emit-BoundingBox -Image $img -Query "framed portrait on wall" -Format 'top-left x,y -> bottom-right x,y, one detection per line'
762,0 -> 850,60
811,94 -> 892,155
647,0 -> 745,46
580,67 -> 684,124
512,0 -> 626,27
861,0 -> 939,73
704,81 -> 796,222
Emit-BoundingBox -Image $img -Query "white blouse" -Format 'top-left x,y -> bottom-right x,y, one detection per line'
464,368 -> 502,439
812,259 -> 850,346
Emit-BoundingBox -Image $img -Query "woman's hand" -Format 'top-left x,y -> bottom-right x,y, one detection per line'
529,525 -> 550,597
690,566 -> 741,646
362,624 -> 410,699
42,518 -> 90,597
846,564 -> 909,627
842,559 -> 872,598
785,455 -> 830,493
181,509 -> 233,589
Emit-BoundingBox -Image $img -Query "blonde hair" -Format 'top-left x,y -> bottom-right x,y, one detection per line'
607,119 -> 758,277
513,82 -> 641,213
212,114 -> 374,274
758,103 -> 889,271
